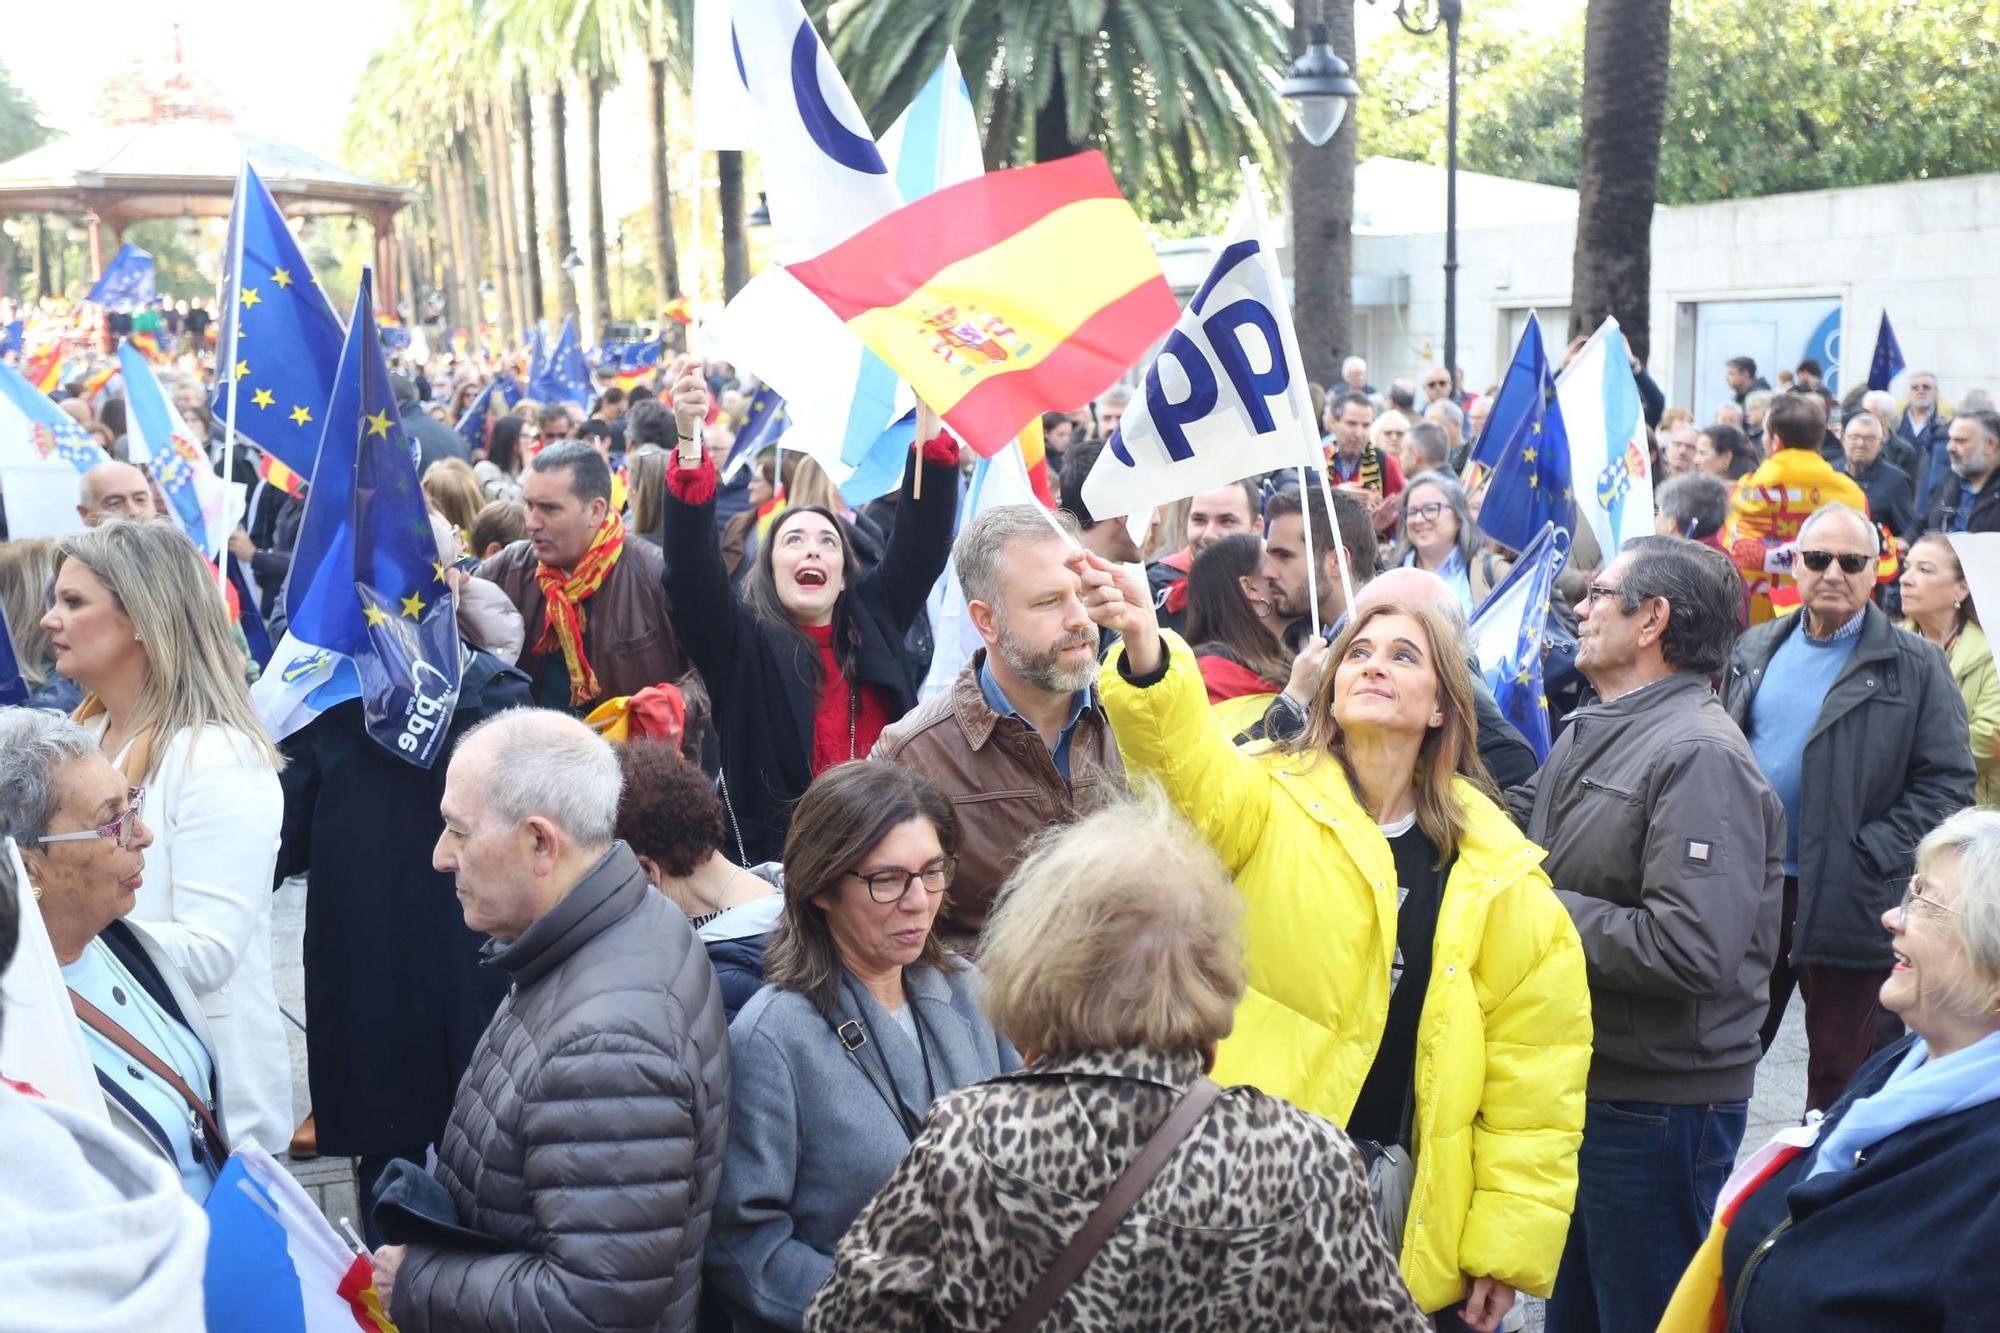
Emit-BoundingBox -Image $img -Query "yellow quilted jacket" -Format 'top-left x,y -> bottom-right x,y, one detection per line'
1100,635 -> 1591,1312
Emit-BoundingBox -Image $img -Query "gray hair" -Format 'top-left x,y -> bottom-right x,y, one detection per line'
1962,390 -> 1996,415
456,708 -> 622,849
1342,355 -> 1367,376
1613,536 -> 1744,676
1096,384 -> 1134,409
0,709 -> 99,847
1860,389 -> 1897,418
1407,420 -> 1452,469
953,504 -> 1081,608
1796,501 -> 1874,545
528,439 -> 613,507
1391,470 -> 1482,572
1655,470 -> 1731,543
1745,389 -> 1774,413
1914,807 -> 2000,1006
1960,408 -> 2000,449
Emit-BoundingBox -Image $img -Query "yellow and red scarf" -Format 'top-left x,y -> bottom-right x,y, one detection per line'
534,512 -> 626,706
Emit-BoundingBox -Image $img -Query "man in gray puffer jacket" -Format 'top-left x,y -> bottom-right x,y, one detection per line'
374,709 -> 730,1332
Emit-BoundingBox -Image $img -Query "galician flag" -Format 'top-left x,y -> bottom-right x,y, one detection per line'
0,359 -> 111,538
1556,317 -> 1655,561
119,339 -> 231,562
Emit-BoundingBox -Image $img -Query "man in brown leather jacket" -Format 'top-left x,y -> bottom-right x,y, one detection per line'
874,505 -> 1124,950
481,441 -> 684,715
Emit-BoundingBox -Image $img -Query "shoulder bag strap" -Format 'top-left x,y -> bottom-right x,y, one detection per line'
68,988 -> 229,1161
820,1006 -> 924,1142
999,1077 -> 1223,1333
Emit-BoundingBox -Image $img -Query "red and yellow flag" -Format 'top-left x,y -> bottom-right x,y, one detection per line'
784,152 -> 1176,458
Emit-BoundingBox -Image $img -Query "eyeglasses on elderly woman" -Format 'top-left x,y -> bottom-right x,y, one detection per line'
32,787 -> 147,848
1898,873 -> 1962,931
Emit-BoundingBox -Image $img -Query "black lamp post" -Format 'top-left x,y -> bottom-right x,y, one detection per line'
1386,0 -> 1464,382
1279,6 -> 1362,147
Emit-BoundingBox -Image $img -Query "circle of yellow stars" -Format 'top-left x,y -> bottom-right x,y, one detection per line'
234,267 -> 324,430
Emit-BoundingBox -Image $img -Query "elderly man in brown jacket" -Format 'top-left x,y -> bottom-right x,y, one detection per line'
875,505 -> 1124,950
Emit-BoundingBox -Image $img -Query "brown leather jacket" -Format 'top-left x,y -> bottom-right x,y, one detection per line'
481,536 -> 686,714
873,651 -> 1125,948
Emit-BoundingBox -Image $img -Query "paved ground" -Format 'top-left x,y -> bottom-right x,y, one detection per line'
271,874 -> 1813,1315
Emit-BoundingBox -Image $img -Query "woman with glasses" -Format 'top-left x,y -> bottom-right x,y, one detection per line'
706,762 -> 1018,1331
1389,472 -> 1503,615
0,708 -> 228,1200
1663,809 -> 2000,1331
42,522 -> 291,1156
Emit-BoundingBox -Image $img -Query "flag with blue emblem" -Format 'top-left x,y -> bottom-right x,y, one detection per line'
710,41 -> 981,502
212,164 -> 348,480
84,242 -> 156,309
0,359 -> 111,537
1472,311 -> 1574,553
455,373 -> 520,454
119,339 -> 231,561
723,382 -> 788,479
251,270 -> 462,767
1867,311 -> 1905,392
1470,520 -> 1568,762
1556,317 -> 1654,561
530,316 -> 592,408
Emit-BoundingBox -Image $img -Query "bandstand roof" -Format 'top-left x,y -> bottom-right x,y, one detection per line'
0,120 -> 410,227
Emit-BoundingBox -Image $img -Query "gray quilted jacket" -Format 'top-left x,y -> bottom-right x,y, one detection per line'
391,844 -> 731,1332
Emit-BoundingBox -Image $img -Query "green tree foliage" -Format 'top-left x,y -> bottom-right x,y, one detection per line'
0,62 -> 50,161
1357,0 -> 2000,204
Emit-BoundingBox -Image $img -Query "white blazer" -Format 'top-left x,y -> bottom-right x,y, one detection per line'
89,720 -> 293,1155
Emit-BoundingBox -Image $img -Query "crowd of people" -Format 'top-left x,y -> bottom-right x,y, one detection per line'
0,324 -> 1996,1333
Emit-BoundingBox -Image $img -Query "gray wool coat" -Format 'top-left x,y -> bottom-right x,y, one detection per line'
391,844 -> 731,1332
704,961 -> 1018,1331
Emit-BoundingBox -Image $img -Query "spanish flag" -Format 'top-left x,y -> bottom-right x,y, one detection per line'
23,345 -> 62,393
256,449 -> 308,500
785,152 -> 1176,457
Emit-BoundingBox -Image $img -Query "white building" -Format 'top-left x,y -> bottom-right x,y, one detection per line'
1159,157 -> 2000,422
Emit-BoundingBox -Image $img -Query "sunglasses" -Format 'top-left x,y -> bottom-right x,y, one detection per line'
1797,549 -> 1871,575
36,787 -> 147,848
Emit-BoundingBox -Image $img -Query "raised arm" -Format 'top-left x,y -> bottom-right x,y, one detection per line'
870,402 -> 963,632
660,368 -> 748,690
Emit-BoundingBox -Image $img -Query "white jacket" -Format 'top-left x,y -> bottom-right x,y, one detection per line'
0,1081 -> 208,1331
90,719 -> 294,1155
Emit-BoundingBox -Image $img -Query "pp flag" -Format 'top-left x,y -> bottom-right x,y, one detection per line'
1472,311 -> 1574,553
213,164 -> 348,480
204,1144 -> 393,1333
0,359 -> 111,538
85,241 -> 156,309
252,269 -> 462,767
787,153 -> 1177,459
119,339 -> 230,562
1081,189 -> 1312,530
1470,520 -> 1568,762
1556,317 -> 1654,561
1867,311 -> 1906,392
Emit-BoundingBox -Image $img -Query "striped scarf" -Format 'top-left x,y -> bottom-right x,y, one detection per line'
1328,441 -> 1385,494
534,512 -> 626,707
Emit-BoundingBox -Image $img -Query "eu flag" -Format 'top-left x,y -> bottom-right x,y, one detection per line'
1474,312 -> 1574,555
85,242 -> 156,309
0,598 -> 26,705
212,164 -> 348,480
723,383 -> 788,478
530,315 -> 591,408
1868,311 -> 1905,392
612,339 -> 663,391
1470,521 -> 1568,761
455,372 -> 520,454
282,269 -> 462,767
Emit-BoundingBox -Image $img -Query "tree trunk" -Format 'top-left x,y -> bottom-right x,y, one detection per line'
1289,0 -> 1357,388
485,94 -> 524,341
648,56 -> 681,309
718,149 -> 748,299
583,70 -> 612,344
479,100 -> 517,341
429,159 -> 465,333
449,131 -> 485,339
549,84 -> 580,323
1032,58 -> 1084,161
516,74 -> 544,328
983,81 -> 1016,171
1569,0 -> 1672,363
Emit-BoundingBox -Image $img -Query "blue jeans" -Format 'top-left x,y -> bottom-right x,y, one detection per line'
1544,1097 -> 1747,1333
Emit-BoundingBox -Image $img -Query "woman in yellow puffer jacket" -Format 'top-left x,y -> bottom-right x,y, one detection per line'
1073,549 -> 1591,1329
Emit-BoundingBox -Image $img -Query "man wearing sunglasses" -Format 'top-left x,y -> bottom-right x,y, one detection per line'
1723,502 -> 1976,1114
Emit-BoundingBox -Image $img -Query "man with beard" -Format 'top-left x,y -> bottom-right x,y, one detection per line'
874,505 -> 1126,951
1261,482 -> 1377,654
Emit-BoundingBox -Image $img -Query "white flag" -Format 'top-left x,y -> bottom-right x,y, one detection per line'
917,442 -> 1041,704
1080,188 -> 1313,528
1556,317 -> 1656,560
691,0 -> 757,150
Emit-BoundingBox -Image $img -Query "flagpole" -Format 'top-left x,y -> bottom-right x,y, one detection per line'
681,153 -> 704,469
216,162 -> 250,599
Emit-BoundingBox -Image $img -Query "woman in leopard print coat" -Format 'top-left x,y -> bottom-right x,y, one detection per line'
804,796 -> 1428,1332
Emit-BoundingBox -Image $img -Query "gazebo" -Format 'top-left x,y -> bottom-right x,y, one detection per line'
0,120 -> 412,311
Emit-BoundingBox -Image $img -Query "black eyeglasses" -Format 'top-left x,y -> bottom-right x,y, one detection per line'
845,856 -> 958,903
1798,550 -> 1871,575
1406,500 -> 1447,523
1582,582 -> 1631,609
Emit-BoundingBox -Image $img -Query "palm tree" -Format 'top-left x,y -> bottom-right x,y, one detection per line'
625,0 -> 693,322
824,0 -> 1291,218
1569,0 -> 1672,361
515,73 -> 545,326
1289,0 -> 1359,389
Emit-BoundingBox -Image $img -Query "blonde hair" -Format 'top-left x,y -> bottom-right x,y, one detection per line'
422,458 -> 485,537
53,521 -> 281,777
786,453 -> 842,513
625,445 -> 667,538
1914,808 -> 2000,1012
1288,599 -> 1494,861
980,790 -> 1244,1058
0,539 -> 58,689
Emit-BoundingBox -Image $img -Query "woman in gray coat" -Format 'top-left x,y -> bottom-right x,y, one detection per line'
705,762 -> 1017,1331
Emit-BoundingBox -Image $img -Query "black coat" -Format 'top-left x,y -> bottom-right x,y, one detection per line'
274,651 -> 532,1156
1922,466 -> 2000,535
1723,604 -> 1975,969
1835,455 -> 1917,542
399,405 -> 471,475
661,450 -> 959,864
1722,1034 -> 2000,1331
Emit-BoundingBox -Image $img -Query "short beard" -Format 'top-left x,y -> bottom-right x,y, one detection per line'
997,621 -> 1098,694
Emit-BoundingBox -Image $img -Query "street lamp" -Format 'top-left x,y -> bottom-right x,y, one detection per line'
1279,5 -> 1361,147
746,192 -> 772,229
1381,0 -> 1465,381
